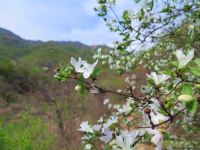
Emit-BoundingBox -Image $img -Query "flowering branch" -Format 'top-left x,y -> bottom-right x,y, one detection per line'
54,21 -> 200,149
138,108 -> 186,129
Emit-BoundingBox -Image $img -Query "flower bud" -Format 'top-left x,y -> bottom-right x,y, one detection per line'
75,85 -> 81,91
178,95 -> 193,102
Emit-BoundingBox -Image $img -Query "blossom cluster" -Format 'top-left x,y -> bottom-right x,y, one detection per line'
93,48 -> 136,73
54,42 -> 199,149
68,49 -> 199,150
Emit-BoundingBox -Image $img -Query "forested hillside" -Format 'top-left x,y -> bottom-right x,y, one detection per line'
0,28 -> 123,150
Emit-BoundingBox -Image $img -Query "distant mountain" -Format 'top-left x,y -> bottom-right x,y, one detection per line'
0,27 -> 110,50
46,41 -> 91,50
0,28 -> 42,47
0,27 -> 25,47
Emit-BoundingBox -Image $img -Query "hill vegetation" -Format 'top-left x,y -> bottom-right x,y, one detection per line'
0,18 -> 200,149
0,28 -> 123,150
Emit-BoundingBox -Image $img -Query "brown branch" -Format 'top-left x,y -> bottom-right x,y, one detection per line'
132,136 -> 143,147
184,80 -> 200,85
137,108 -> 185,129
69,76 -> 140,100
166,80 -> 183,97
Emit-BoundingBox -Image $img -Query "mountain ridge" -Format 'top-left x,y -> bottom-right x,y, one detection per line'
0,27 -> 110,50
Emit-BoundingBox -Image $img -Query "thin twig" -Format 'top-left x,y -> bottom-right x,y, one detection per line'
137,108 -> 185,129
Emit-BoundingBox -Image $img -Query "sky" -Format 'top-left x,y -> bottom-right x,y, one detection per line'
0,0 -> 129,46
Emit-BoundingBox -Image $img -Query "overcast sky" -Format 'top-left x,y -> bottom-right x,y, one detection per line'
0,0 -> 129,46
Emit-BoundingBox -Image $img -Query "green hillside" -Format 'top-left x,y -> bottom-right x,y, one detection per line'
0,28 -> 124,150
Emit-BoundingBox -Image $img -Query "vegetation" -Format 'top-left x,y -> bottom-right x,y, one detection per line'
54,0 -> 200,150
0,0 -> 199,149
0,28 -> 123,149
0,113 -> 53,150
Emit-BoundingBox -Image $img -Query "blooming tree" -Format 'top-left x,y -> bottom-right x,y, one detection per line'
54,0 -> 200,149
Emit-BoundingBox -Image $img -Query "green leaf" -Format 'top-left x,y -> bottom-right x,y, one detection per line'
165,99 -> 173,109
189,67 -> 200,76
160,8 -> 169,13
183,5 -> 192,12
98,0 -> 106,3
167,83 -> 174,91
158,108 -> 168,116
194,58 -> 200,66
92,68 -> 101,77
162,69 -> 175,76
147,0 -> 154,11
134,0 -> 140,3
76,76 -> 87,95
138,9 -> 145,21
185,100 -> 198,115
182,84 -> 193,96
122,10 -> 129,20
170,61 -> 179,68
53,65 -> 73,82
117,68 -> 125,75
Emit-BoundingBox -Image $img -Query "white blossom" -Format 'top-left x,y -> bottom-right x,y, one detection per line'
117,100 -> 133,115
147,72 -> 170,85
149,98 -> 169,124
81,134 -> 93,141
100,128 -> 113,143
115,130 -> 138,150
92,124 -> 102,131
175,49 -> 194,68
84,144 -> 92,150
126,97 -> 134,103
81,60 -> 98,79
97,117 -> 104,123
117,89 -> 122,93
108,104 -> 112,109
103,115 -> 118,129
103,99 -> 110,105
70,57 -> 98,79
70,57 -> 86,73
150,112 -> 169,125
78,121 -> 94,133
147,129 -> 163,150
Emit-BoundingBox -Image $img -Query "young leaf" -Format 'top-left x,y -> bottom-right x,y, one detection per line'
147,0 -> 154,11
185,100 -> 198,115
92,68 -> 101,77
122,10 -> 129,20
181,84 -> 193,96
170,61 -> 179,68
162,69 -> 175,76
138,9 -> 145,21
53,66 -> 73,82
158,108 -> 169,116
160,8 -> 169,13
189,67 -> 200,76
194,58 -> 200,66
76,76 -> 87,95
167,83 -> 174,91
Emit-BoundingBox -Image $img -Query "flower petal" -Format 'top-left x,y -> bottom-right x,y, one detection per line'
70,57 -> 77,68
184,50 -> 194,66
